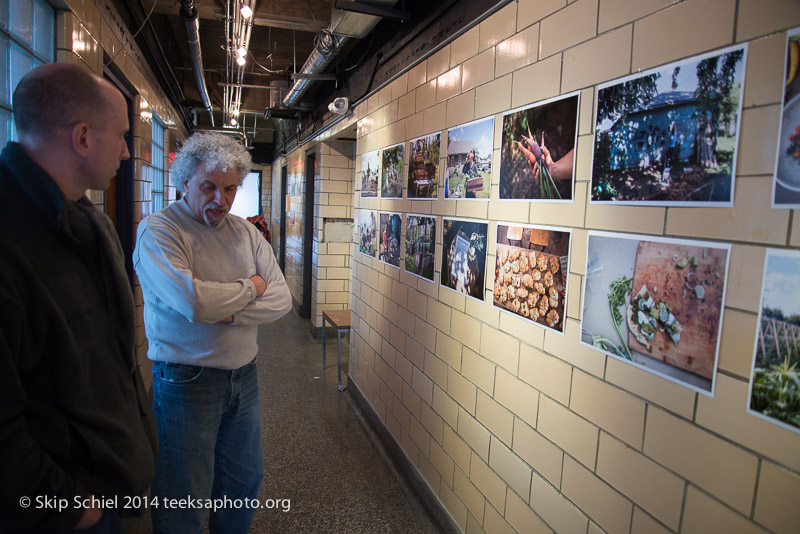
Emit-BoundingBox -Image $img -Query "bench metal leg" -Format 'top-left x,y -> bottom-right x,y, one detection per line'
322,315 -> 327,369
337,330 -> 346,391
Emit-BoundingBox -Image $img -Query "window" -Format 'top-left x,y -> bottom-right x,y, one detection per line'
229,171 -> 262,219
0,0 -> 54,145
151,113 -> 165,212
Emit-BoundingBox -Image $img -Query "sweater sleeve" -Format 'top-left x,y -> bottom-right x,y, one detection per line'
134,222 -> 256,323
0,294 -> 87,532
231,232 -> 292,327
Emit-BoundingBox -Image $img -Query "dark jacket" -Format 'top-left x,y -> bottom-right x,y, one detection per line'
0,143 -> 157,533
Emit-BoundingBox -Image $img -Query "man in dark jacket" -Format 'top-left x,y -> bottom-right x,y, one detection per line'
0,64 -> 157,533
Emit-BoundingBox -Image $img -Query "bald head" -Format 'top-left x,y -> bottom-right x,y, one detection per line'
13,63 -> 118,142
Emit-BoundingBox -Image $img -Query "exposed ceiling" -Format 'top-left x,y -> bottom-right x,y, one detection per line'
109,0 -> 509,158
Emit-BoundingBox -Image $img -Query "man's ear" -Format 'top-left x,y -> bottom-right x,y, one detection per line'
71,122 -> 90,158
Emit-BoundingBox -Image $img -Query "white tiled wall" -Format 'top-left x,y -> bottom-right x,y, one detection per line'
281,0 -> 800,532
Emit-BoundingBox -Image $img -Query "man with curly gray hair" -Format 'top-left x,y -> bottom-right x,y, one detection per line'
133,132 -> 291,534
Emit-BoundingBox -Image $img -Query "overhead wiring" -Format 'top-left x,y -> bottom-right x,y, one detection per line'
104,0 -> 159,68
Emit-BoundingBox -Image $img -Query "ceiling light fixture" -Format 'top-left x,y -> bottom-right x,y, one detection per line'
236,55 -> 246,66
240,5 -> 253,19
236,46 -> 247,57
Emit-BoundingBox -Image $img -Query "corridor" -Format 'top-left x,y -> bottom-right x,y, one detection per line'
127,309 -> 444,534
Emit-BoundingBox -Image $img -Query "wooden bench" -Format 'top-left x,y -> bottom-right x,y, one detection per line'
321,310 -> 351,392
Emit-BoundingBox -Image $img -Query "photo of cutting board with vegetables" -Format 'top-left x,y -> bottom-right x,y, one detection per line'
627,241 -> 728,379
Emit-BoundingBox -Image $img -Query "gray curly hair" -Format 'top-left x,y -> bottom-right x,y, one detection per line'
170,133 -> 252,189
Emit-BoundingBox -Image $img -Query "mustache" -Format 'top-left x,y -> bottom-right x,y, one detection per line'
204,203 -> 228,212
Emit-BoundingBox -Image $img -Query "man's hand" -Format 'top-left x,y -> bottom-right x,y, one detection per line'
250,275 -> 267,297
74,498 -> 102,529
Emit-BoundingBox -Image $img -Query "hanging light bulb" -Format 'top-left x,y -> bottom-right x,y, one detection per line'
236,55 -> 246,66
232,108 -> 240,116
236,46 -> 247,58
230,117 -> 238,126
240,5 -> 253,19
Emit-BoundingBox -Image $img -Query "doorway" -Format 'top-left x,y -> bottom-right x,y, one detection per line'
279,164 -> 288,273
299,151 -> 316,318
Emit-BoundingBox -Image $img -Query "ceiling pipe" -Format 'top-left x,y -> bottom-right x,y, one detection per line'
282,1 -> 399,108
180,0 -> 215,126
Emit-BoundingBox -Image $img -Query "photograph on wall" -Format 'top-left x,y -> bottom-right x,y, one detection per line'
591,44 -> 746,206
747,249 -> 800,434
493,223 -> 571,334
381,143 -> 405,199
445,117 -> 494,199
361,150 -> 380,198
378,212 -> 402,268
773,27 -> 800,208
499,93 -> 579,201
358,209 -> 377,258
405,214 -> 436,281
441,218 -> 488,301
580,231 -> 730,395
407,132 -> 441,199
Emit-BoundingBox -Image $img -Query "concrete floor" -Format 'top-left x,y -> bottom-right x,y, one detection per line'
126,309 -> 442,533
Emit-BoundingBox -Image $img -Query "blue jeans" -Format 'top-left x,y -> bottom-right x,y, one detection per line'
150,360 -> 263,534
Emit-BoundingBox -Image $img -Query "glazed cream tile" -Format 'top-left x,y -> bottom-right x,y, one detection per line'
422,102 -> 446,134
437,331 -> 462,371
530,471 -> 589,534
562,25 -> 632,94
538,396 -> 598,468
496,24 -> 539,78
443,424 -> 472,474
604,357 -> 696,419
479,1 -> 517,52
427,298 -> 452,334
517,0 -> 565,30
737,0 -> 800,41
462,48 -> 496,93
725,244 -> 766,313
570,370 -> 646,449
597,433 -> 684,530
445,90 -> 476,129
742,33 -> 785,108
494,368 -> 539,428
506,490 -> 553,534
438,483 -> 468,533
513,421 -> 563,487
585,203 -> 665,234
489,436 -> 531,500
754,460 -> 800,534
543,318 -> 605,378
738,105 -> 782,177
511,53 -> 562,109
453,466 -> 486,522
408,61 -> 427,90
427,46 -> 451,81
717,309 -> 758,378
416,79 -> 437,112
683,486 -> 768,534
696,374 -> 800,472
519,343 -> 572,405
479,323 -> 520,373
475,74 -> 512,118
451,26 -> 480,66
562,457 -> 632,534
461,347 -> 495,394
540,0 -> 598,59
632,0 -> 735,72
499,312 -> 545,351
529,182 -> 587,227
476,391 -> 514,446
457,408 -> 491,460
598,0 -> 675,33
437,66 -> 462,103
469,454 -> 507,514
644,406 -> 758,514
631,508 -> 673,534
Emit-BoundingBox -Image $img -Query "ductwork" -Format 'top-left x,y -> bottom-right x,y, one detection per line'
180,0 -> 214,126
282,1 -> 399,108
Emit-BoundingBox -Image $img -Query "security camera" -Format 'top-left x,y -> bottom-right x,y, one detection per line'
328,97 -> 349,114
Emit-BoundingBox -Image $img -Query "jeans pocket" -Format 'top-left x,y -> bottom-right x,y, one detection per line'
155,361 -> 204,384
